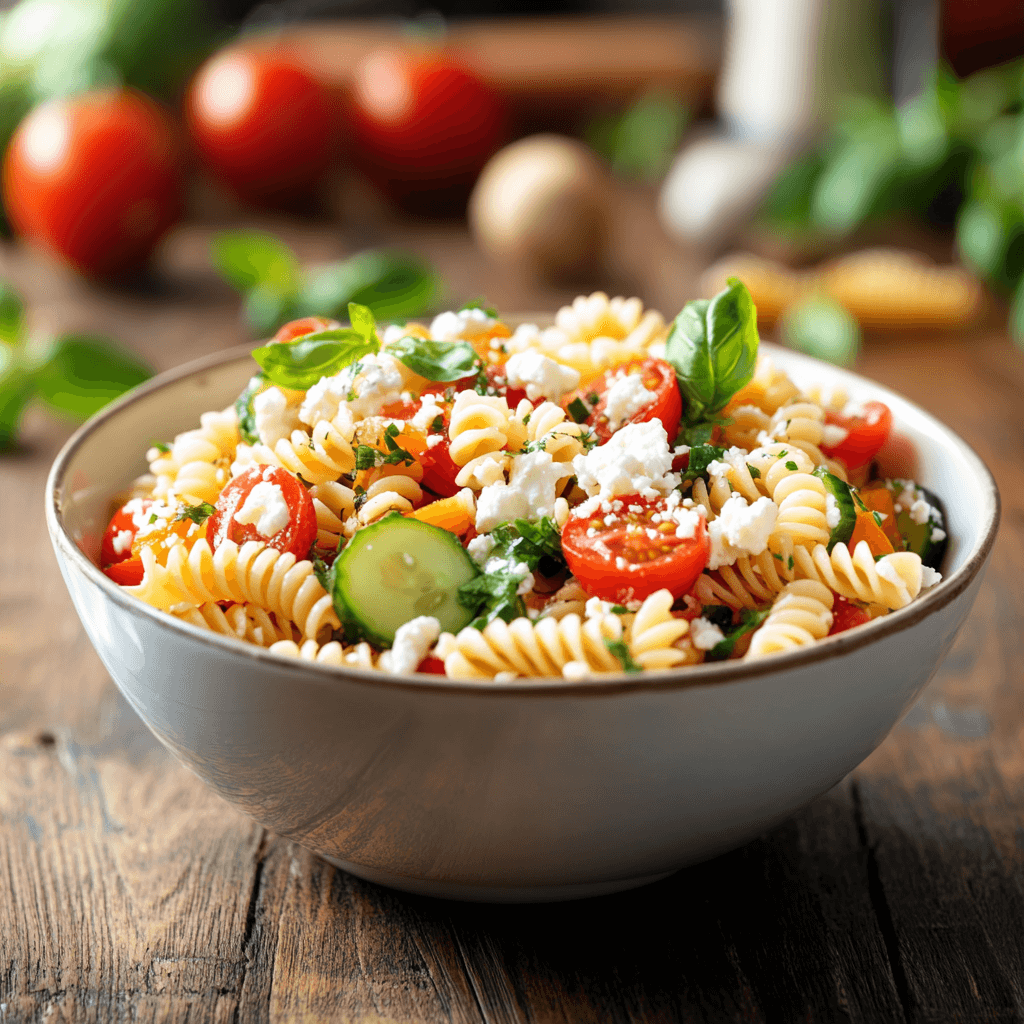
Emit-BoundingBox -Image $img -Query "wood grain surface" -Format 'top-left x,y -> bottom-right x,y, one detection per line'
2,189 -> 1023,1023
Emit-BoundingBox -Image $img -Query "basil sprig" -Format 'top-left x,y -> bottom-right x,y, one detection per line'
235,372 -> 268,445
251,302 -> 380,390
666,277 -> 759,434
386,337 -> 479,382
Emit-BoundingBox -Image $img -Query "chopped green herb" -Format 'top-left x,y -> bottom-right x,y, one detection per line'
355,445 -> 378,470
610,605 -> 629,614
747,464 -> 761,479
788,555 -> 794,570
605,638 -> 641,673
680,443 -> 726,483
431,415 -> 444,432
148,513 -> 158,524
175,502 -> 216,526
587,392 -> 600,405
151,441 -> 171,454
872,510 -> 884,527
567,397 -> 591,423
706,607 -> 771,661
459,297 -> 499,318
785,461 -> 799,471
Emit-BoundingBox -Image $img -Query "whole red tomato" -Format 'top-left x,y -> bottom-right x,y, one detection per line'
186,50 -> 338,204
349,50 -> 506,205
3,90 -> 182,278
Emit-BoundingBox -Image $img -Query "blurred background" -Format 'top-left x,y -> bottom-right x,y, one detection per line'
1,0 -> 1023,443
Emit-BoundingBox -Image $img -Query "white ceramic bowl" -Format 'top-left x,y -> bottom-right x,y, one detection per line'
46,342 -> 999,902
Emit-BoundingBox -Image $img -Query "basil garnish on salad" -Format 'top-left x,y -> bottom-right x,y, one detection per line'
386,337 -> 480,382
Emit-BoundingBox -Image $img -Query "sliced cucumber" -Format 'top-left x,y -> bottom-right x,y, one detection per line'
332,513 -> 478,645
887,481 -> 948,570
813,466 -> 857,552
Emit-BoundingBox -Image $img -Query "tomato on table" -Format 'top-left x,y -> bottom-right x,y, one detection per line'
271,316 -> 335,344
3,90 -> 183,278
829,595 -> 873,635
349,50 -> 506,206
568,358 -> 682,444
186,51 -> 338,205
821,401 -> 892,471
561,494 -> 709,603
207,466 -> 318,557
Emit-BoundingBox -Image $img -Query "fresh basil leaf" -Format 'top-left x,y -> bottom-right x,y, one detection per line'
348,301 -> 378,344
211,231 -> 300,294
252,329 -> 379,390
680,444 -> 726,483
354,445 -> 378,470
0,282 -> 24,346
0,347 -> 35,451
705,607 -> 771,661
487,517 -> 565,574
780,296 -> 861,368
459,297 -> 498,318
175,502 -> 216,525
458,569 -> 525,629
666,278 -> 759,422
235,372 -> 268,445
567,397 -> 590,423
605,638 -> 641,672
312,548 -> 337,594
33,335 -> 152,420
296,251 -> 437,325
677,421 -> 716,446
386,337 -> 479,382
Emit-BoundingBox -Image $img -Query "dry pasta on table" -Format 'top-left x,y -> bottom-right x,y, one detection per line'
98,283 -> 947,679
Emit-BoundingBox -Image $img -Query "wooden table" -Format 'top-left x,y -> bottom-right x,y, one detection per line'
2,193 -> 1024,1023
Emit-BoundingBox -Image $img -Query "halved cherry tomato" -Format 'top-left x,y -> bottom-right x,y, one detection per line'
561,494 -> 710,603
103,558 -> 145,586
568,358 -> 682,444
207,465 -> 317,557
419,437 -> 463,498
416,655 -> 447,675
821,401 -> 892,471
101,499 -> 152,567
271,316 -> 335,344
829,595 -> 873,635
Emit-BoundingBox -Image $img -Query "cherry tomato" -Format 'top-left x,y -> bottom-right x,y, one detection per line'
419,437 -> 463,498
207,466 -> 318,557
349,50 -> 506,206
561,494 -> 710,603
101,500 -> 152,567
821,401 -> 892,472
569,359 -> 682,444
103,558 -> 145,586
3,90 -> 183,278
186,50 -> 338,204
416,655 -> 447,675
829,595 -> 873,635
271,316 -> 335,344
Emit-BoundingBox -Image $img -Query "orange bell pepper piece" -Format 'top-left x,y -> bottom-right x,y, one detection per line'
849,509 -> 895,557
856,484 -> 904,550
410,494 -> 474,536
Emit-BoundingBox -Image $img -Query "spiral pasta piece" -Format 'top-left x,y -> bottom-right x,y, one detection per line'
270,638 -> 348,665
720,404 -> 771,451
513,400 -> 585,463
310,480 -> 356,548
793,541 -> 923,610
147,407 -> 239,503
745,581 -> 834,659
625,590 -> 695,670
767,401 -> 848,478
175,602 -> 296,647
727,355 -> 801,416
127,540 -> 340,640
252,423 -> 356,486
447,391 -> 516,467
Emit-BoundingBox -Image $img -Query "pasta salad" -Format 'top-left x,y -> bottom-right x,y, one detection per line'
99,281 -> 946,679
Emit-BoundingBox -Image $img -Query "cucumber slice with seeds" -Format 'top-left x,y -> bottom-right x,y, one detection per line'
813,465 -> 857,552
333,513 -> 478,645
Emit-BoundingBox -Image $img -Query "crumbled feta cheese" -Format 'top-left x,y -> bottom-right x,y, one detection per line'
379,616 -> 441,674
504,350 -> 580,403
426,435 -> 444,448
822,423 -> 849,448
562,661 -> 590,680
706,495 -> 779,570
516,570 -> 535,596
474,450 -> 572,532
233,481 -> 290,538
572,420 -> 679,501
921,565 -> 942,588
689,616 -> 726,651
825,492 -> 841,530
585,596 -> 613,619
615,556 -> 627,570
254,386 -> 299,447
931,527 -> 946,543
299,353 -> 405,424
111,530 -> 134,555
909,499 -> 932,525
601,371 -> 656,430
842,400 -> 868,420
466,534 -> 495,566
411,392 -> 445,432
430,307 -> 495,341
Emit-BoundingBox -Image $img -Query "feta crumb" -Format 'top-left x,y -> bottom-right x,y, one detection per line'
909,499 -> 932,525
601,371 -> 656,430
931,527 -> 946,543
430,307 -> 495,341
585,596 -> 613,619
411,392 -> 445,432
572,420 -> 679,501
380,616 -> 441,674
921,565 -> 942,588
706,495 -> 779,570
615,556 -> 627,570
254,386 -> 299,447
111,530 -> 134,555
562,661 -> 591,680
466,534 -> 495,567
689,616 -> 726,651
842,400 -> 868,420
474,450 -> 572,532
825,492 -> 841,530
426,434 -> 444,448
299,353 -> 405,424
504,351 -> 580,403
233,481 -> 290,537
822,423 -> 849,448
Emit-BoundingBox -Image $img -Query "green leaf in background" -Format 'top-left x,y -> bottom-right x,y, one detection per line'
32,334 -> 152,420
1011,277 -> 1024,352
212,231 -> 300,294
386,337 -> 478,382
760,148 -> 827,229
666,278 -> 759,423
586,89 -> 690,181
243,284 -> 298,339
780,296 -> 862,368
0,346 -> 35,450
252,329 -> 379,390
0,281 -> 25,345
234,372 -> 268,446
296,251 -> 438,326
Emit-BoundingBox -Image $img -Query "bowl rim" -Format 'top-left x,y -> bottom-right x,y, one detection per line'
46,340 -> 1001,698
